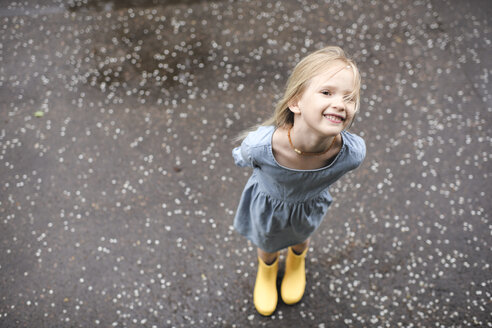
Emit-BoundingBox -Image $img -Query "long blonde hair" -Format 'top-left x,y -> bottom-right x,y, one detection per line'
236,46 -> 361,141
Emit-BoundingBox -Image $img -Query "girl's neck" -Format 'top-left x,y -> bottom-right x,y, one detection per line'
290,124 -> 337,154
272,127 -> 342,171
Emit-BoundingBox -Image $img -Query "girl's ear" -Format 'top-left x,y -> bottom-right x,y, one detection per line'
288,98 -> 301,114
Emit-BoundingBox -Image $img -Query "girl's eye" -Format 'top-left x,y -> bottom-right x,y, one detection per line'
321,90 -> 332,96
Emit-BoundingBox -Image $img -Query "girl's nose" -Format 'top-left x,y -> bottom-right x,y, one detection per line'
332,96 -> 346,109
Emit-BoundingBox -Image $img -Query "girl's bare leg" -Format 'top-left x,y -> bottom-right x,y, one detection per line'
257,237 -> 309,264
257,248 -> 279,265
291,238 -> 309,255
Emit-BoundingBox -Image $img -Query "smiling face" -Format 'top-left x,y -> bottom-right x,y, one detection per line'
289,62 -> 357,137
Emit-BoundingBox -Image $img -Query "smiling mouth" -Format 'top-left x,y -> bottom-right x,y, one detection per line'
323,114 -> 345,123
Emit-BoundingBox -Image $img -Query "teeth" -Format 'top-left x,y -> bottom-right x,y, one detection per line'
324,114 -> 343,121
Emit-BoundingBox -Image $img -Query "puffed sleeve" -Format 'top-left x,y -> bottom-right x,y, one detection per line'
345,132 -> 366,170
232,126 -> 273,168
352,134 -> 366,167
232,139 -> 253,168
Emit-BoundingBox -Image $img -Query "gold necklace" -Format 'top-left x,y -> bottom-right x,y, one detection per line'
287,127 -> 337,156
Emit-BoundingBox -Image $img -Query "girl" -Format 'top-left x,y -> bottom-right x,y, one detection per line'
232,46 -> 366,316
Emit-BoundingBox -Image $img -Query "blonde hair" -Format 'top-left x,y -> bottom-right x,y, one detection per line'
236,46 -> 361,141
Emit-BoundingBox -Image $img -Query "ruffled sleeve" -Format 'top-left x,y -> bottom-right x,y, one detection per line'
350,133 -> 366,168
232,126 -> 274,168
232,141 -> 252,168
341,131 -> 366,170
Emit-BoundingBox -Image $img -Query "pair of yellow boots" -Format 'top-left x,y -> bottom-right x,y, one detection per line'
253,247 -> 308,316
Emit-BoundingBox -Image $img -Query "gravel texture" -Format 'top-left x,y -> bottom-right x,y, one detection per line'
0,0 -> 491,327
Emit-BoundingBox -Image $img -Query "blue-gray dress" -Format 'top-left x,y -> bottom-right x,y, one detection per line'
232,125 -> 366,253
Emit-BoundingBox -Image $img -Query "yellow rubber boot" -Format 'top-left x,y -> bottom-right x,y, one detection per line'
253,257 -> 278,316
280,247 -> 307,305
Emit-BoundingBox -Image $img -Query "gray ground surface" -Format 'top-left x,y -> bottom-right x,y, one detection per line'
1,0 -> 491,327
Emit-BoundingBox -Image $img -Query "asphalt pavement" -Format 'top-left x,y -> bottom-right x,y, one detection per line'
0,0 -> 491,327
